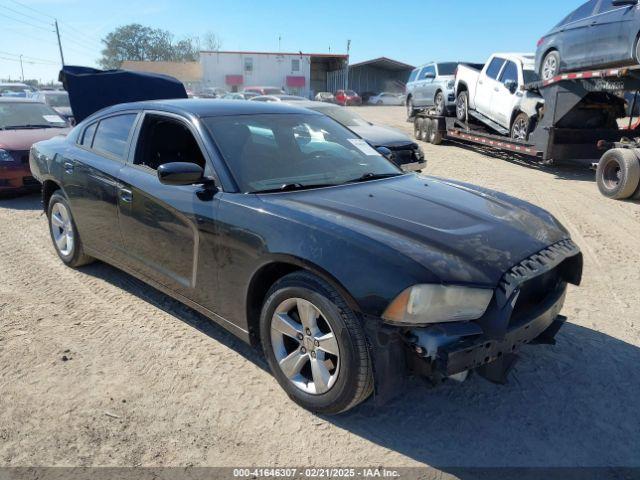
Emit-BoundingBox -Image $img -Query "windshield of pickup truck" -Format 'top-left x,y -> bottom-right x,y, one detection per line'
438,63 -> 458,75
204,113 -> 401,193
0,102 -> 68,129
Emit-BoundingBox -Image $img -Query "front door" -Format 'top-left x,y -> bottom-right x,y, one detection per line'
476,57 -> 505,120
589,0 -> 637,66
116,113 -> 219,302
561,0 -> 599,69
492,60 -> 521,129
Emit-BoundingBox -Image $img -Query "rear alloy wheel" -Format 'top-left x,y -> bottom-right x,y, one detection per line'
406,97 -> 415,118
47,192 -> 93,267
596,149 -> 640,200
456,91 -> 469,122
260,272 -> 373,414
541,51 -> 560,81
434,91 -> 446,116
511,112 -> 530,141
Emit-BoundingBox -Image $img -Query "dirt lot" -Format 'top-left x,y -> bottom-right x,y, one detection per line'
1,106 -> 639,472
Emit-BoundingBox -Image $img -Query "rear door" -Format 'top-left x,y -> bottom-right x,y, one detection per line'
475,56 -> 505,118
64,112 -> 138,262
560,0 -> 599,68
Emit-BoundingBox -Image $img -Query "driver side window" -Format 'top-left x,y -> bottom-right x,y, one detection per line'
499,61 -> 519,89
134,115 -> 206,171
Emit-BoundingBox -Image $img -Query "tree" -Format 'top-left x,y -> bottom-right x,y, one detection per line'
201,31 -> 222,51
99,24 -> 200,69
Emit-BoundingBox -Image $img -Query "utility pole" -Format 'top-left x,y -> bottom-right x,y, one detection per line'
54,19 -> 65,66
19,55 -> 24,81
345,39 -> 351,91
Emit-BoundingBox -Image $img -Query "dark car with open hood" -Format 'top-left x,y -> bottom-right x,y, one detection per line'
30,68 -> 583,414
0,98 -> 70,195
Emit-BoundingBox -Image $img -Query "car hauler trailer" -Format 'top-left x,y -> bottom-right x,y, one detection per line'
412,66 -> 640,200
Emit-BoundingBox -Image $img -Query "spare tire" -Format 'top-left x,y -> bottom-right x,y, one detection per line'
596,149 -> 640,200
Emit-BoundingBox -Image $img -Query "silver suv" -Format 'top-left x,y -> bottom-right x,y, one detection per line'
405,62 -> 459,117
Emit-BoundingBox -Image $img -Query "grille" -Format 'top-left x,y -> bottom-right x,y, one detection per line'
388,147 -> 417,165
510,267 -> 561,325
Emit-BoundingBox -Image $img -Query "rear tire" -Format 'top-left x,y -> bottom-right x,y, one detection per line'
413,118 -> 423,140
456,91 -> 469,122
47,192 -> 94,267
420,118 -> 430,142
259,271 -> 373,415
596,149 -> 640,200
428,118 -> 444,145
541,51 -> 561,81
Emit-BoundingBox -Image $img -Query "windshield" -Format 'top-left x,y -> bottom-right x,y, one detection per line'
45,93 -> 70,107
313,105 -> 370,127
0,102 -> 68,129
437,63 -> 458,76
204,113 -> 401,193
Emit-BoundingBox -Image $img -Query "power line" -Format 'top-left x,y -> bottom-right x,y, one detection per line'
7,0 -> 54,19
0,3 -> 51,25
0,10 -> 54,31
3,25 -> 56,45
0,49 -> 58,64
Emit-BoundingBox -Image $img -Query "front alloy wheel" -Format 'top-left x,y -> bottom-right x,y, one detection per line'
260,271 -> 373,414
270,298 -> 340,394
511,113 -> 530,141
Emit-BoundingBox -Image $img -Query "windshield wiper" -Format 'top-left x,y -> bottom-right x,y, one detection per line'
1,124 -> 56,130
251,182 -> 336,194
343,172 -> 403,184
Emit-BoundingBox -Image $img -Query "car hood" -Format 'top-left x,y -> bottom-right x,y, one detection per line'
0,128 -> 70,150
349,124 -> 415,147
258,175 -> 569,286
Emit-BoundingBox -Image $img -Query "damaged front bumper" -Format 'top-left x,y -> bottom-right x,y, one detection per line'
364,238 -> 583,405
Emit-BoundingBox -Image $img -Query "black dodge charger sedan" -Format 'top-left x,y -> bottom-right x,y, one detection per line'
30,98 -> 583,414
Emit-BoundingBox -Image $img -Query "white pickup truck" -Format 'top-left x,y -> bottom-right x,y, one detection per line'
455,53 -> 543,140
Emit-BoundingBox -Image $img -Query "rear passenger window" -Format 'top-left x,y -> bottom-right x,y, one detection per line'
80,122 -> 97,147
92,114 -> 137,160
486,58 -> 506,80
570,0 -> 598,21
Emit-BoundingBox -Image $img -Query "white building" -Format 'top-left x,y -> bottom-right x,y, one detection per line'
200,50 -> 348,98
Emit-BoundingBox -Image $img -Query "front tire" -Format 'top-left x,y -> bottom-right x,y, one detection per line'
511,112 -> 531,141
456,91 -> 469,122
406,97 -> 415,118
541,51 -> 560,81
259,271 -> 373,415
434,91 -> 445,116
596,149 -> 640,200
47,191 -> 93,267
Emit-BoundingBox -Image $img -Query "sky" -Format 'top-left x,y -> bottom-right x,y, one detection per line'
0,0 -> 586,83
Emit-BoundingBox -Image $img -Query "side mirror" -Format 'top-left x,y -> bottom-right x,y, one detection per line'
376,146 -> 396,162
505,80 -> 518,94
158,162 -> 208,186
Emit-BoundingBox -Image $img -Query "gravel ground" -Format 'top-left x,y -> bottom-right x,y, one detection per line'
1,106 -> 639,472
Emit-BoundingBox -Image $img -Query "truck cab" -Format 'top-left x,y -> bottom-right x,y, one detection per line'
455,53 -> 541,138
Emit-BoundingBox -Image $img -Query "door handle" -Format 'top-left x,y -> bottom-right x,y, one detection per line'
119,188 -> 132,203
63,161 -> 74,174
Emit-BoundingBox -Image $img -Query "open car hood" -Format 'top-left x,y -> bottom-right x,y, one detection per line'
59,66 -> 188,123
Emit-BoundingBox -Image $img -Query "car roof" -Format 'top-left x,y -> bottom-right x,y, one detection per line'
92,98 -> 323,118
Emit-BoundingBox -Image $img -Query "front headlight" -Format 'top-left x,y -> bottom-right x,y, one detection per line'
382,284 -> 493,326
0,149 -> 14,162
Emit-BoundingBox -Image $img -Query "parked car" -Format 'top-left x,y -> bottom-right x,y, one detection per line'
455,53 -> 542,140
250,95 -> 307,102
334,90 -> 362,106
30,94 -> 583,414
0,98 -> 69,195
368,92 -> 404,106
288,100 -> 425,172
200,87 -> 229,98
315,92 -> 335,103
0,82 -> 36,98
536,0 -> 640,81
34,90 -> 74,124
222,93 -> 248,100
243,86 -> 286,95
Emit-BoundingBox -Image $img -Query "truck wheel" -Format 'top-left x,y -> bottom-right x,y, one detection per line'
428,119 -> 443,145
596,149 -> 640,200
407,98 -> 415,119
511,113 -> 530,141
541,51 -> 560,81
414,118 -> 424,140
434,92 -> 445,116
421,118 -> 431,142
456,91 -> 469,122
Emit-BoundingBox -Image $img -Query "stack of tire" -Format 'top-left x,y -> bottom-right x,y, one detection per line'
596,149 -> 640,201
413,117 -> 443,146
